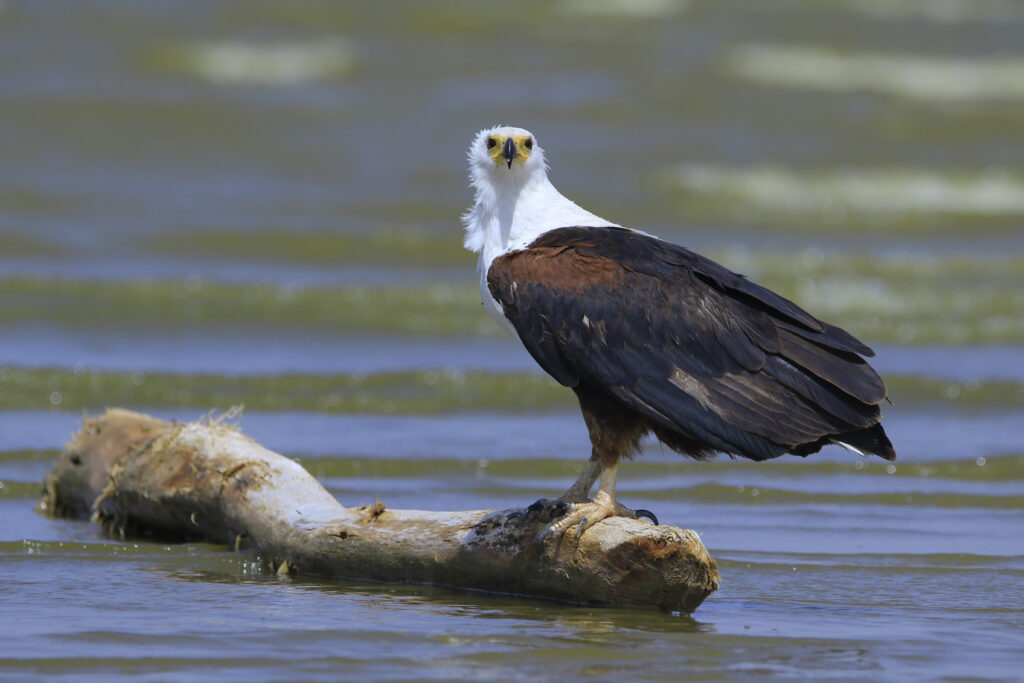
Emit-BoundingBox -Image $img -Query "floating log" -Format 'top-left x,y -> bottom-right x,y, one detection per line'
40,409 -> 719,612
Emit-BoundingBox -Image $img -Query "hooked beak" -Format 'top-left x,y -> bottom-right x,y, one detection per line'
502,138 -> 516,169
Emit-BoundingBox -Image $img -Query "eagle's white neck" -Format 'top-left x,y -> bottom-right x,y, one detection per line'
463,169 -> 616,272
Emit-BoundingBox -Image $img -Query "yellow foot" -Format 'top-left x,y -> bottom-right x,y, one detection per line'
538,492 -> 658,555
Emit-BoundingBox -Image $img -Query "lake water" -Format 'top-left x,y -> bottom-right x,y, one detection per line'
2,1 -> 1023,680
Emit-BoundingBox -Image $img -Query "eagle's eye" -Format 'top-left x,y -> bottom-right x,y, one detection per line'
486,137 -> 497,149
524,138 -> 533,150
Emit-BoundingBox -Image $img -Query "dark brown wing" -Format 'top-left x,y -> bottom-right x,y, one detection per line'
487,226 -> 894,461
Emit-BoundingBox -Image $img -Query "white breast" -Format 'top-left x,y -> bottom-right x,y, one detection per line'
464,157 -> 617,336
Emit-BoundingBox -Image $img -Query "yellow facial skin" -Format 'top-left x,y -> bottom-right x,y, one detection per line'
486,134 -> 533,168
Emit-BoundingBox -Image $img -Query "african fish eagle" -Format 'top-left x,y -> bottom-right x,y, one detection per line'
463,125 -> 895,541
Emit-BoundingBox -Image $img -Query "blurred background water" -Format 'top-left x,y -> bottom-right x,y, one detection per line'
1,1 -> 1023,680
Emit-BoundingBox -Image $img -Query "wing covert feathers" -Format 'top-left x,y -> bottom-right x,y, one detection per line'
487,226 -> 894,461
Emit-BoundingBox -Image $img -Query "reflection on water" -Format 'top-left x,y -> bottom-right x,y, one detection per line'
668,164 -> 1024,219
2,0 -> 1022,680
727,44 -> 1024,101
808,0 -> 1023,24
558,0 -> 692,20
153,38 -> 356,85
4,526 -> 1020,680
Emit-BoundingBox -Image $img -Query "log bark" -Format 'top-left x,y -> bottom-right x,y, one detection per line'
40,409 -> 719,612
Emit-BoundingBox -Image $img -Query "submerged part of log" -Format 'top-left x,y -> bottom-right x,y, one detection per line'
40,409 -> 719,612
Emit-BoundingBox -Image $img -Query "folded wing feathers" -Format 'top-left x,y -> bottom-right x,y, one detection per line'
774,318 -> 875,357
490,226 -> 890,459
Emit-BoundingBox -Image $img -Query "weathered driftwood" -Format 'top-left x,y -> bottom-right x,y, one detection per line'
40,409 -> 719,612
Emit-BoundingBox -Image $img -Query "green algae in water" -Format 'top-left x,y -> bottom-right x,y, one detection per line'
0,278 -> 495,337
140,228 -> 1024,279
634,482 -> 1024,509
0,367 -> 567,414
0,231 -> 72,257
145,227 -> 471,267
145,38 -> 356,85
302,452 -> 1024,482
0,449 -> 59,464
662,164 -> 1024,233
3,451 -> 1021,504
2,264 -> 1022,344
0,480 -> 44,500
0,367 -> 1020,413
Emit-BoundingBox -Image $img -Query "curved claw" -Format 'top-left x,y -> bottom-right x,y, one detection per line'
634,509 -> 659,525
575,517 -> 589,538
539,527 -> 555,544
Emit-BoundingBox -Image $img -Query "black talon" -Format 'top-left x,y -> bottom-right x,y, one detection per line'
575,518 -> 589,537
635,509 -> 659,525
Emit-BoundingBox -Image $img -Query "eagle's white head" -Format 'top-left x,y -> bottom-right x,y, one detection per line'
467,125 -> 547,190
463,125 -> 615,258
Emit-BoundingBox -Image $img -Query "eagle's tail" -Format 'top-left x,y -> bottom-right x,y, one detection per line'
787,423 -> 896,461
831,424 -> 896,461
